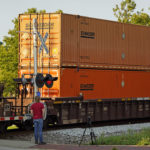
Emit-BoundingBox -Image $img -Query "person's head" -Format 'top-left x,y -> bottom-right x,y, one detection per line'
35,96 -> 40,103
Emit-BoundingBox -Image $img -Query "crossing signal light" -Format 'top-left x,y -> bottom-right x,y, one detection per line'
44,74 -> 53,88
44,74 -> 58,88
35,73 -> 58,88
14,75 -> 33,85
35,73 -> 44,88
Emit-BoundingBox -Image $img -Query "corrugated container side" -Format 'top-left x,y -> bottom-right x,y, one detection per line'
61,14 -> 150,70
19,13 -> 150,72
61,14 -> 79,67
60,68 -> 150,99
19,13 -> 61,97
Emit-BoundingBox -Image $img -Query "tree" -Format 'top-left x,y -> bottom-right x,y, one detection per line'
55,9 -> 63,13
0,45 -> 18,96
130,11 -> 150,26
113,0 -> 136,23
113,0 -> 150,26
0,8 -> 46,96
0,17 -> 18,96
24,8 -> 46,14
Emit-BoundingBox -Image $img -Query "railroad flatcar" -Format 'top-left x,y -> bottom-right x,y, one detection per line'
0,85 -> 32,133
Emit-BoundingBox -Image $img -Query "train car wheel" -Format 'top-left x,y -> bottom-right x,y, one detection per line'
0,123 -> 7,135
23,120 -> 33,131
43,119 -> 49,129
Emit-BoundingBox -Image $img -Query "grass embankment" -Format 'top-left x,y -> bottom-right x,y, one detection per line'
92,128 -> 150,145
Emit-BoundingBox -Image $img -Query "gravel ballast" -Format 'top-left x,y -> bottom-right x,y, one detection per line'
38,123 -> 150,144
6,123 -> 150,145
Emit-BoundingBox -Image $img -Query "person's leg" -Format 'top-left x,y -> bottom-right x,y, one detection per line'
33,120 -> 39,144
38,119 -> 43,143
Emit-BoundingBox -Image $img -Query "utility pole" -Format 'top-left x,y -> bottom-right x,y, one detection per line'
33,18 -> 38,99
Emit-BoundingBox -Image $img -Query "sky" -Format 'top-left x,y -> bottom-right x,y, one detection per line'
0,0 -> 150,41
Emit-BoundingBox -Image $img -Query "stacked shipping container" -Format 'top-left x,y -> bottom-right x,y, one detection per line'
19,13 -> 150,100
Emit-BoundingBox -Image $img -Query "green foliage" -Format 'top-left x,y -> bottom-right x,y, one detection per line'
55,9 -> 63,13
93,128 -> 150,145
0,46 -> 18,96
24,8 -> 38,14
131,12 -> 150,26
0,17 -> 18,96
113,0 -> 150,26
113,0 -> 136,23
24,8 -> 46,14
39,9 -> 46,14
137,137 -> 150,145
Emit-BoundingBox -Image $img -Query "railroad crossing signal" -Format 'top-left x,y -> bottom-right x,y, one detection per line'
37,32 -> 49,54
35,73 -> 58,88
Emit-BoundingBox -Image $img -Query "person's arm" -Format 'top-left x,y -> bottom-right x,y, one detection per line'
30,104 -> 33,117
42,108 -> 45,119
30,109 -> 33,117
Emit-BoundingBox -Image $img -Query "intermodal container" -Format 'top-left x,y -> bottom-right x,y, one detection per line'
19,13 -> 150,71
21,68 -> 150,100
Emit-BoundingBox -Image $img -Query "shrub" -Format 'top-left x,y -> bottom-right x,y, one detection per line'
137,137 -> 150,146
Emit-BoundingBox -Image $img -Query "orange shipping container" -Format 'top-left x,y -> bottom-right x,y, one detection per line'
60,68 -> 150,100
21,68 -> 150,100
19,13 -> 150,71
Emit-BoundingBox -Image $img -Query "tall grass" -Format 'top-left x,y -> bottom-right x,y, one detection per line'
92,128 -> 150,145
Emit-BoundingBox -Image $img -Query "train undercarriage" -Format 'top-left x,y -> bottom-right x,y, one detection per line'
1,82 -> 150,133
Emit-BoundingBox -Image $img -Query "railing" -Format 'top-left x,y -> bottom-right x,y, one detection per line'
0,97 -> 28,116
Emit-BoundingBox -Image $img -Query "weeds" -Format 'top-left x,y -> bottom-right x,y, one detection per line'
91,128 -> 150,145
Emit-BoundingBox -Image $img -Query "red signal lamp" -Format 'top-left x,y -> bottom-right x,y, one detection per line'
44,74 -> 53,88
47,80 -> 52,85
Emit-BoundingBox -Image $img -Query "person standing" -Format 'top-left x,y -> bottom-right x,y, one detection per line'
30,96 -> 46,145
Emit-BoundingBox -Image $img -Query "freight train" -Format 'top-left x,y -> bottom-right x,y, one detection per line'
1,13 -> 150,132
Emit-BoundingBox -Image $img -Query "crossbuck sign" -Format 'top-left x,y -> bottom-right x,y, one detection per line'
37,32 -> 49,54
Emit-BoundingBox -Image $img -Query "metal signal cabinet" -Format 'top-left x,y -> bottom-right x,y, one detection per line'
18,13 -> 150,100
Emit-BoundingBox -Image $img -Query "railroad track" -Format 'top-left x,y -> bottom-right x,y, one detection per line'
1,117 -> 150,141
